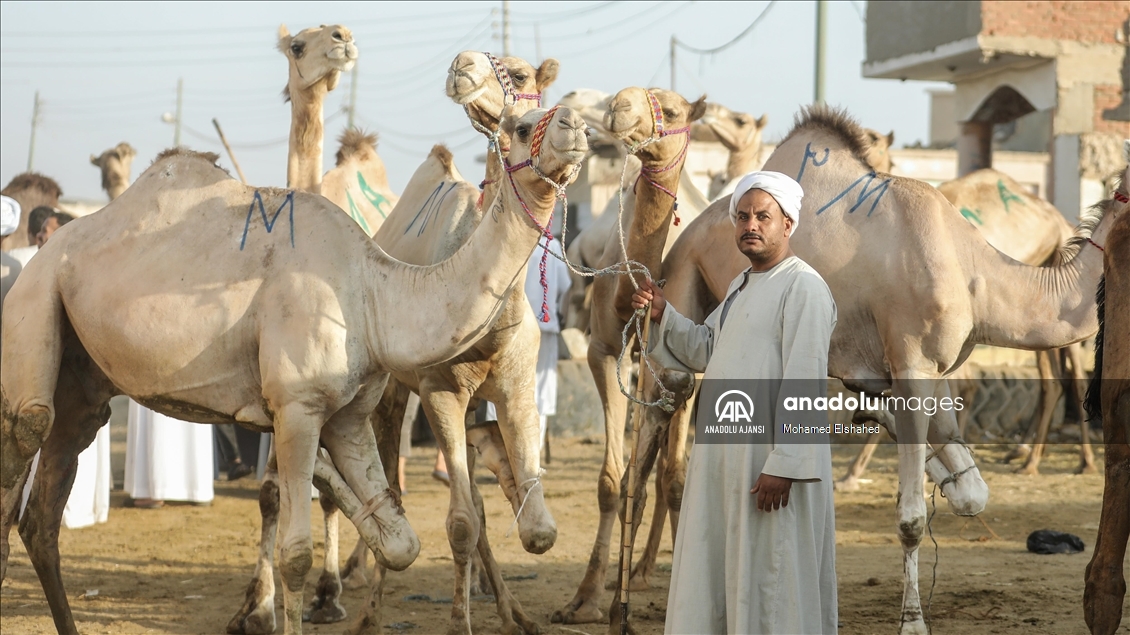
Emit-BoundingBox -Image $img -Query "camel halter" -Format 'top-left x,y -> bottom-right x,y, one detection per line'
621,90 -> 691,231
485,52 -> 543,106
499,105 -> 579,324
1085,190 -> 1128,252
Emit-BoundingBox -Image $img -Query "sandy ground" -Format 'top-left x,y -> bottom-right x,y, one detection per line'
2,415 -> 1127,635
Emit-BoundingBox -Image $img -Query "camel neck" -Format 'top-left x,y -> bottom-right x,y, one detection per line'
362,162 -> 558,371
726,142 -> 761,182
287,81 -> 328,193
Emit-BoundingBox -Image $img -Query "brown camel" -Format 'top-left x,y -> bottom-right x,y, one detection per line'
551,87 -> 706,627
0,173 -> 62,251
89,142 -> 136,201
1083,152 -> 1129,635
633,105 -> 1113,634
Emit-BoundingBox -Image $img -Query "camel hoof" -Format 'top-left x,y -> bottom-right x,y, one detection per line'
341,565 -> 369,590
305,600 -> 347,624
898,617 -> 929,635
1001,445 -> 1030,464
551,598 -> 605,624
227,606 -> 276,635
834,477 -> 862,492
1075,462 -> 1098,475
1013,464 -> 1039,476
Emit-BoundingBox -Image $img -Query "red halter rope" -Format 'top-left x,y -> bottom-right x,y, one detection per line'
632,90 -> 691,226
502,106 -> 568,322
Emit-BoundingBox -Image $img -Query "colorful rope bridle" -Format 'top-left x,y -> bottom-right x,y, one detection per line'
500,105 -> 578,323
484,52 -> 543,107
629,90 -> 691,227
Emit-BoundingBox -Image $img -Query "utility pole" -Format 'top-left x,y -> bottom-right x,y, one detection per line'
534,23 -> 542,64
502,0 -> 511,56
670,35 -> 677,91
814,0 -> 827,104
174,78 -> 184,147
27,91 -> 40,171
348,64 -> 358,129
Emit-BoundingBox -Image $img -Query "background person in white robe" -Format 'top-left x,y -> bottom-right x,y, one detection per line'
125,401 -> 214,507
633,171 -> 838,634
485,236 -> 571,454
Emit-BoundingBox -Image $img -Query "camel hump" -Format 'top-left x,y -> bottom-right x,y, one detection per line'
335,129 -> 379,165
151,147 -> 223,168
2,172 -> 63,200
429,144 -> 454,171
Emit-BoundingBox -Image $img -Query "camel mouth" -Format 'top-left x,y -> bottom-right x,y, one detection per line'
327,43 -> 358,65
447,76 -> 487,106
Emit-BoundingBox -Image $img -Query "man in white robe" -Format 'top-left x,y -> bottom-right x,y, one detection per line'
125,401 -> 214,506
633,171 -> 838,634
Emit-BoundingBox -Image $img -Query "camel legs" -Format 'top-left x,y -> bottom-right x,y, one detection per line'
1016,350 -> 1063,474
303,497 -> 346,624
836,431 -> 882,491
1084,431 -> 1129,635
228,455 -> 280,635
552,343 -> 627,625
16,365 -> 109,635
1067,343 -> 1097,473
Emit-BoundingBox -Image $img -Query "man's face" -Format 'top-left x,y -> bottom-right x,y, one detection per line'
36,217 -> 60,247
734,189 -> 792,263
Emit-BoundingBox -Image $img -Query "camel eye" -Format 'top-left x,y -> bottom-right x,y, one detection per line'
512,73 -> 527,84
516,125 -> 531,141
663,108 -> 676,119
290,42 -> 305,58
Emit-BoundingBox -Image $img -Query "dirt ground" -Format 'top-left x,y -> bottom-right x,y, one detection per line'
2,415 -> 1127,635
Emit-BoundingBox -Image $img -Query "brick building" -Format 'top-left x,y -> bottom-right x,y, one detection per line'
863,1 -> 1129,220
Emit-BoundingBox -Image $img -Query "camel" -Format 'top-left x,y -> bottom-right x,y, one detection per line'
1083,149 -> 1129,635
836,168 -> 1095,488
89,142 -> 136,201
321,130 -> 399,236
0,173 -> 62,251
629,105 -> 1113,634
0,93 -> 587,635
230,50 -> 565,635
550,86 -> 706,627
697,102 -> 767,200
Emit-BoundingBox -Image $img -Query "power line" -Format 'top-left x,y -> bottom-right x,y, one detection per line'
673,1 -> 776,55
1,53 -> 278,69
511,1 -> 687,43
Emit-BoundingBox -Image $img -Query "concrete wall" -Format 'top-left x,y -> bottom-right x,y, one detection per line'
865,1 -> 981,65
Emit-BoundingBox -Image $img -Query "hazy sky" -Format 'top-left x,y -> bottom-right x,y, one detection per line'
0,1 -> 948,202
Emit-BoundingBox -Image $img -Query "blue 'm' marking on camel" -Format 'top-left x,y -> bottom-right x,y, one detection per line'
796,142 -> 830,183
241,190 -> 295,250
405,182 -> 457,237
815,172 -> 892,217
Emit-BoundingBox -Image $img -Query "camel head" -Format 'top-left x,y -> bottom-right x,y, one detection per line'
89,142 -> 136,200
278,24 -> 357,97
500,105 -> 588,189
447,51 -> 559,132
699,102 -> 767,154
862,128 -> 895,173
604,87 -> 707,161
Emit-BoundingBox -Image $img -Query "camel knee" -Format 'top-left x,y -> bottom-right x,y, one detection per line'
597,472 -> 620,514
279,542 -> 313,591
446,510 -> 479,560
258,479 -> 280,520
897,515 -> 926,551
1,404 -> 51,490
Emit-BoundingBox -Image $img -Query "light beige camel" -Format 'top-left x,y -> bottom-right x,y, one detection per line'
231,51 -> 566,635
862,128 -> 895,173
551,86 -> 706,627
635,105 -> 1113,634
1,100 -> 586,635
698,102 -> 767,200
0,173 -> 62,251
1083,150 -> 1129,635
278,24 -> 357,192
89,142 -> 136,201
836,168 -> 1095,487
320,130 -> 399,236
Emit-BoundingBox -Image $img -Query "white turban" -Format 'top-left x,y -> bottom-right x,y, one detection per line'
728,171 -> 804,228
0,195 -> 19,237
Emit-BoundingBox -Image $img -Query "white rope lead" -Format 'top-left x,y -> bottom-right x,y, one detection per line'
505,476 -> 543,538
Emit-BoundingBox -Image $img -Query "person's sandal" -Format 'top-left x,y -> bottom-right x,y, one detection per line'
228,462 -> 253,481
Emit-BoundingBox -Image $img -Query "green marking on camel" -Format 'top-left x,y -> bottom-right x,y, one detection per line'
960,207 -> 984,226
358,172 -> 391,219
344,190 -> 373,235
997,179 -> 1022,212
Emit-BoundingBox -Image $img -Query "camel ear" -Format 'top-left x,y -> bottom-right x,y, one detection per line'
886,130 -> 895,146
90,154 -> 99,166
277,25 -> 292,54
326,70 -> 341,92
756,114 -> 769,130
122,144 -> 136,159
687,96 -> 708,123
536,59 -> 559,92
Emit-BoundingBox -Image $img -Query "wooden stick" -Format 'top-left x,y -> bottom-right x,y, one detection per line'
619,306 -> 653,635
212,118 -> 248,184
